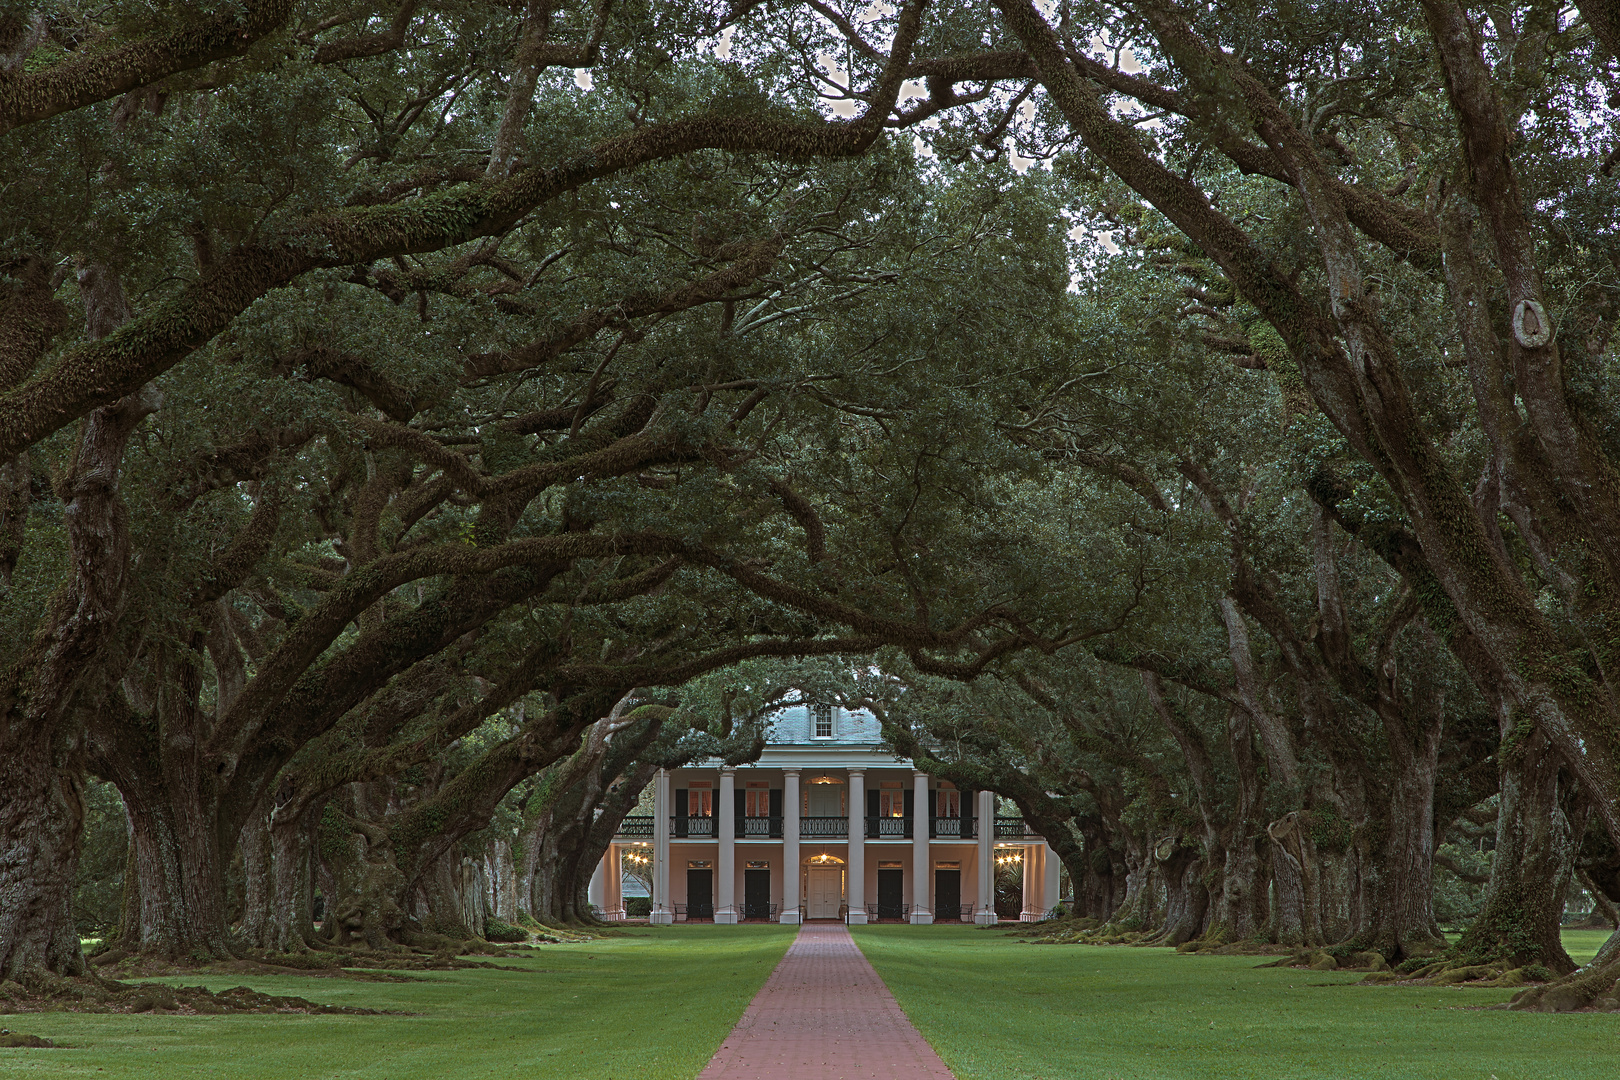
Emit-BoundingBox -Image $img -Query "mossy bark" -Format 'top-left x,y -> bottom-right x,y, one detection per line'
1360,725 -> 1448,959
0,720 -> 85,981
1454,731 -> 1578,973
1148,843 -> 1209,946
259,805 -> 320,952
1073,815 -> 1125,921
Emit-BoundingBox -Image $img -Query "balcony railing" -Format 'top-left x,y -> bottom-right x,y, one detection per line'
672,815 -> 715,838
616,815 -> 654,838
740,815 -> 783,839
994,816 -> 1035,838
799,816 -> 849,838
866,816 -> 912,839
646,813 -> 1020,841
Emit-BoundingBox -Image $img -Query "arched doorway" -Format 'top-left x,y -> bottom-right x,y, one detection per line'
803,853 -> 845,919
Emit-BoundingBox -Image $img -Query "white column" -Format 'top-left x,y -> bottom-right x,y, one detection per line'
975,788 -> 996,925
716,767 -> 738,923
782,770 -> 802,924
910,770 -> 932,924
1043,840 -> 1062,915
651,769 -> 673,924
1021,843 -> 1040,921
589,852 -> 606,915
606,844 -> 624,920
847,770 -> 867,924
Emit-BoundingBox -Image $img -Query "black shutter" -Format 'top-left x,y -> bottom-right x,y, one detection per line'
735,788 -> 746,838
868,789 -> 879,817
769,788 -> 783,817
962,789 -> 973,838
904,788 -> 914,839
675,789 -> 687,837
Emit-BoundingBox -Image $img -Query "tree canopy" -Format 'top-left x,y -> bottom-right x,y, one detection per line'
4,0 -> 1620,1014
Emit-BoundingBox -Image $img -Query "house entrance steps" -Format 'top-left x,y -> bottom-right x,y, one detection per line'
696,922 -> 955,1079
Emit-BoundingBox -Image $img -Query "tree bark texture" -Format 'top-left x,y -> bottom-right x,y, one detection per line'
1149,840 -> 1208,946
1455,731 -> 1579,973
0,268 -> 149,981
0,722 -> 86,981
1362,713 -> 1449,958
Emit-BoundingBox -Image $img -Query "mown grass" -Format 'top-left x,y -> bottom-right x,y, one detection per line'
1562,930 -> 1613,965
854,925 -> 1620,1080
8,923 -> 1615,1079
1,925 -> 795,1079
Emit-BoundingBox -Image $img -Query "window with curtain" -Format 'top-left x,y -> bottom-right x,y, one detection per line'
745,782 -> 770,816
879,782 -> 905,817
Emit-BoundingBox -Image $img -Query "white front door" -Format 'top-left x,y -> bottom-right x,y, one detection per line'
806,868 -> 843,918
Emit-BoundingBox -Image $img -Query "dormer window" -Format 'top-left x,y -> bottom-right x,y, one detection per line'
813,704 -> 834,739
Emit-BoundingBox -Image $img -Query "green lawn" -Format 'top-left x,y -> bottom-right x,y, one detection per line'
853,925 -> 1620,1080
7,924 -> 1617,1079
1563,930 -> 1613,965
1,925 -> 796,1079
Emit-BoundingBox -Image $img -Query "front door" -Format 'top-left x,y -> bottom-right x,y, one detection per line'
877,868 -> 904,920
806,867 -> 843,918
935,869 -> 961,921
744,869 -> 771,920
686,869 -> 713,920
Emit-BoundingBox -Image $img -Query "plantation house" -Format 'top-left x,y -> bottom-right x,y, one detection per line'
589,704 -> 1062,924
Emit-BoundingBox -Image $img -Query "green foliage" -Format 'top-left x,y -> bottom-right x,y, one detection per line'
1434,842 -> 1491,929
73,780 -> 128,936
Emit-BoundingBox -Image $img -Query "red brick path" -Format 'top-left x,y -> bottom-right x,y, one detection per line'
696,922 -> 956,1079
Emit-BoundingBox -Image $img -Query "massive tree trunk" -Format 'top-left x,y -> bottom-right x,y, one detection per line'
1207,707 -> 1268,942
1454,730 -> 1580,973
1267,812 -> 1324,948
486,840 -> 517,923
259,804 -> 320,952
1073,814 -> 1124,921
1361,707 -> 1448,959
0,723 -> 86,982
94,693 -> 238,961
1149,840 -> 1208,946
239,807 -> 272,949
0,269 -> 151,982
1108,828 -> 1159,932
321,786 -> 411,949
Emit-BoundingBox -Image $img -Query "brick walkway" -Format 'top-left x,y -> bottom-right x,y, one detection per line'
696,922 -> 956,1079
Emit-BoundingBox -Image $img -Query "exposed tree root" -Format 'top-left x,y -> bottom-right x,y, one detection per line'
0,1029 -> 58,1048
84,935 -> 550,982
0,972 -> 379,1015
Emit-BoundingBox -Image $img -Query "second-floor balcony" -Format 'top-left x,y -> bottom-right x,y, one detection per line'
619,811 -> 1028,842
740,815 -> 783,839
616,815 -> 654,838
994,815 -> 1035,838
867,816 -> 911,839
799,815 -> 849,838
